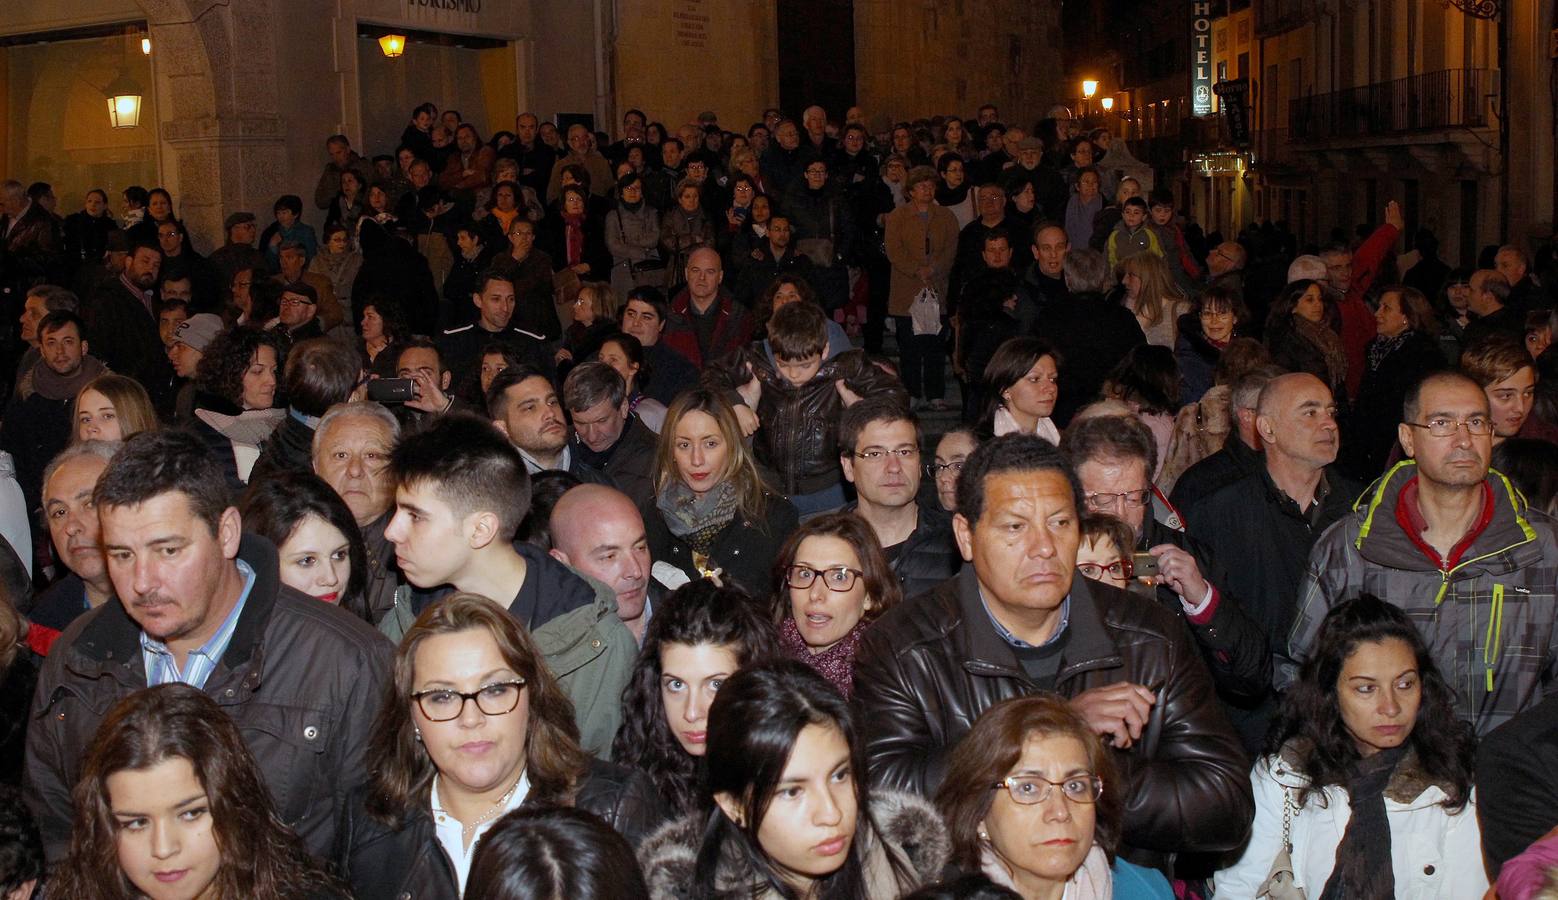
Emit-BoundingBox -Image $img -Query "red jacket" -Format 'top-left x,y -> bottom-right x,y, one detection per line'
1339,223 -> 1399,399
661,288 -> 753,370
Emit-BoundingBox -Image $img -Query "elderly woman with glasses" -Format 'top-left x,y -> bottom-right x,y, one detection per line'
934,694 -> 1173,900
770,511 -> 903,697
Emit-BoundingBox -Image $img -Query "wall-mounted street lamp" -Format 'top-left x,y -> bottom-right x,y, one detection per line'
379,34 -> 407,58
104,72 -> 143,128
1082,80 -> 1099,99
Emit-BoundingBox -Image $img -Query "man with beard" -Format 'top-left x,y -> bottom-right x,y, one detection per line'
1,312 -> 107,522
1290,371 -> 1558,737
83,242 -> 171,401
487,365 -> 609,485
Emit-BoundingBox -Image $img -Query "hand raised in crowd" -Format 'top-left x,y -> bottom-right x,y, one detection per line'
1146,543 -> 1209,606
404,367 -> 451,414
1069,682 -> 1157,749
1384,199 -> 1404,231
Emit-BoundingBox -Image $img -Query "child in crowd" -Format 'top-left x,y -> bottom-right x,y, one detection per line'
1147,188 -> 1203,291
1106,196 -> 1163,269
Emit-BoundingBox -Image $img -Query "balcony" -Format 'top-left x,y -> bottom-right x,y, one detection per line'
1288,68 -> 1496,142
1255,0 -> 1315,38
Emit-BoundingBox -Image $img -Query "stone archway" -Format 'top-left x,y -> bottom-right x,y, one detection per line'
136,0 -> 290,252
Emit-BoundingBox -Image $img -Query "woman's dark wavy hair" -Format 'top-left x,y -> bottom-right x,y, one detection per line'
1268,594 -> 1475,810
238,470 -> 370,622
599,332 -> 653,396
465,805 -> 649,900
976,336 -> 1061,431
612,580 -> 780,814
49,684 -> 347,900
195,324 -> 282,408
1267,278 -> 1341,334
770,511 -> 903,627
694,660 -> 915,900
752,274 -> 819,341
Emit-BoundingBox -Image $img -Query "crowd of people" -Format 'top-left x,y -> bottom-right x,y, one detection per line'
2,96 -> 1558,900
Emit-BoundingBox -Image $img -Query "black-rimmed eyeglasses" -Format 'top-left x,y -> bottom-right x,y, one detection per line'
784,565 -> 863,592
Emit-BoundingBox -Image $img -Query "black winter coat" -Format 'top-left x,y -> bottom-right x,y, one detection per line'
644,493 -> 800,599
1031,290 -> 1146,426
842,501 -> 962,601
852,567 -> 1253,867
335,758 -> 669,900
1340,331 -> 1445,482
24,535 -> 393,862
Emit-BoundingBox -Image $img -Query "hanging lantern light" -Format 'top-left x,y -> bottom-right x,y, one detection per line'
141,35 -> 152,55
104,72 -> 143,128
1100,97 -> 1115,112
1082,80 -> 1099,99
379,34 -> 407,58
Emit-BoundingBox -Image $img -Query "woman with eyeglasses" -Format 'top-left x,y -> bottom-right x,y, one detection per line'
771,512 -> 902,697
639,660 -> 947,899
337,594 -> 667,899
934,694 -> 1173,900
976,337 -> 1061,445
931,428 -> 978,512
1076,513 -> 1137,592
613,580 -> 781,815
1213,596 -> 1484,898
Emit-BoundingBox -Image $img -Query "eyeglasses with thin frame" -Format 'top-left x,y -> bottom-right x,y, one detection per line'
853,447 -> 919,463
412,678 -> 526,721
280,296 -> 316,308
1078,559 -> 1134,581
992,773 -> 1104,805
926,460 -> 964,477
784,565 -> 863,592
1404,415 -> 1493,438
1084,489 -> 1152,511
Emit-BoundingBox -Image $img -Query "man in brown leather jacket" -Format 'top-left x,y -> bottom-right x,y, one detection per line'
852,434 -> 1253,868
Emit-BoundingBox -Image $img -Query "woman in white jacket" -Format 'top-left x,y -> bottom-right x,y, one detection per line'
1214,595 -> 1485,899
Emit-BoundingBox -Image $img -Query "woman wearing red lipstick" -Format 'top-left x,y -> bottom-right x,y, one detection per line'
639,660 -> 947,900
50,684 -> 347,900
1214,596 -> 1483,898
771,512 -> 901,697
613,580 -> 781,815
644,389 -> 799,597
935,695 -> 1171,900
238,471 -> 369,622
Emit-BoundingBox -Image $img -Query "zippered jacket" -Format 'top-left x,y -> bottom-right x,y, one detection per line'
1288,461 -> 1558,735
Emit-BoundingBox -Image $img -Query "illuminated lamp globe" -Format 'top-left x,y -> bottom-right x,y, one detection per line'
104,73 -> 143,129
1100,97 -> 1115,111
379,34 -> 407,58
1082,80 -> 1099,99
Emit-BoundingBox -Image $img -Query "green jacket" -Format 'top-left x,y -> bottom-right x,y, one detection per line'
379,569 -> 637,759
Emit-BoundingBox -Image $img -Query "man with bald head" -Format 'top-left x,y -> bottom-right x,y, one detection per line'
661,246 -> 752,369
29,443 -> 117,653
1184,373 -> 1360,667
549,484 -> 656,643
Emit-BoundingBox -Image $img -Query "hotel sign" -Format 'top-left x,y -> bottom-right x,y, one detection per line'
1191,0 -> 1214,117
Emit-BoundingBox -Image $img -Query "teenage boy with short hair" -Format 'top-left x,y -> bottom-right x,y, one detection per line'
380,413 -> 635,755
703,300 -> 905,516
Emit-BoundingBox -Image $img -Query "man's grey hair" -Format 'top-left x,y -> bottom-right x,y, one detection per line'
26,284 -> 79,313
1063,248 -> 1114,294
1231,365 -> 1285,413
562,361 -> 626,413
1497,245 -> 1529,267
42,440 -> 118,492
1058,413 -> 1157,476
311,401 -> 402,460
0,180 -> 23,202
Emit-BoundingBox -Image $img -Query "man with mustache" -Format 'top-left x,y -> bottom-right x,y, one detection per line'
1290,371 -> 1558,738
23,429 -> 392,863
853,434 -> 1253,868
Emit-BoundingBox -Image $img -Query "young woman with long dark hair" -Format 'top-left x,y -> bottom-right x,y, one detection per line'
639,660 -> 948,899
1213,596 -> 1484,897
612,580 -> 780,815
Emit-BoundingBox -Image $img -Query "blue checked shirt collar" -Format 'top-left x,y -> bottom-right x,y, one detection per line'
141,559 -> 256,689
979,586 -> 1070,649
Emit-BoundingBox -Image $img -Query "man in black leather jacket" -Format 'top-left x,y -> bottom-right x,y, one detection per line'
24,430 -> 393,863
852,434 -> 1253,869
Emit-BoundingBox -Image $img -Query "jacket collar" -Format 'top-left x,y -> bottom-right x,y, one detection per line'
671,287 -> 733,318
950,567 -> 1121,684
67,533 -> 282,675
1352,460 -> 1539,572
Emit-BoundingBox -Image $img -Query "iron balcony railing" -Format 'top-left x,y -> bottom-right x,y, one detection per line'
1288,68 -> 1496,140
